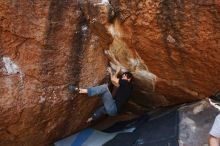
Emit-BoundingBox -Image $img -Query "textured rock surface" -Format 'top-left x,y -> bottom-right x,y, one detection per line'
0,0 -> 219,145
0,1 -> 108,146
107,0 -> 220,107
179,99 -> 219,146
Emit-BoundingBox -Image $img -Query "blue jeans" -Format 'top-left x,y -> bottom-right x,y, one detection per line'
87,84 -> 117,120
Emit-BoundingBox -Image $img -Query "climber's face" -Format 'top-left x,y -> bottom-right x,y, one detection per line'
122,74 -> 130,82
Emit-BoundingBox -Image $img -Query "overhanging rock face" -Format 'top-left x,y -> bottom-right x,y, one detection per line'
0,0 -> 220,146
103,0 -> 220,106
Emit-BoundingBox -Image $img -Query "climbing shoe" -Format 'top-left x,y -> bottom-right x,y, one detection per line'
68,84 -> 79,93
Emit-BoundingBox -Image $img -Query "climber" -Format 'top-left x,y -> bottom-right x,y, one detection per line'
69,66 -> 133,123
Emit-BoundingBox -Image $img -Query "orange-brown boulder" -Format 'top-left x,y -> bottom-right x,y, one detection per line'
0,0 -> 220,146
106,0 -> 220,107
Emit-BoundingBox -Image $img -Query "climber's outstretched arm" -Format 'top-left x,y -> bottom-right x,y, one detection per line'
107,66 -> 120,87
